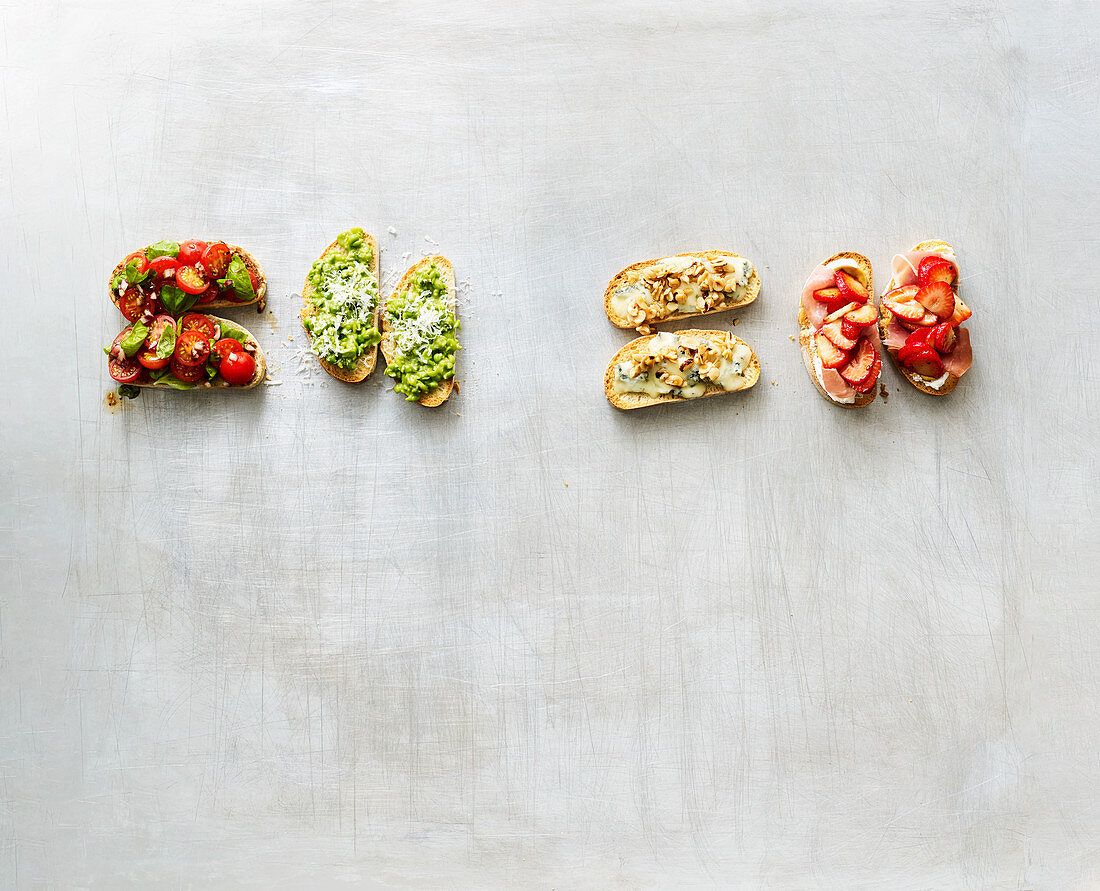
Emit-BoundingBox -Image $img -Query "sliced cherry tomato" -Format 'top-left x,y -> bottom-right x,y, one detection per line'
176,265 -> 209,295
179,313 -> 218,339
137,314 -> 177,370
212,338 -> 244,366
118,286 -> 150,322
219,348 -> 256,386
179,240 -> 208,267
174,330 -> 212,366
123,251 -> 149,275
201,242 -> 231,279
149,255 -> 179,281
248,268 -> 260,292
170,355 -> 207,382
197,283 -> 219,304
108,330 -> 143,383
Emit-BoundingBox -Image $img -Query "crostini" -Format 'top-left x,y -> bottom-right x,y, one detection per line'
300,227 -> 381,383
109,239 -> 266,318
797,251 -> 882,407
878,239 -> 972,394
605,251 -> 760,330
105,312 -> 266,392
380,256 -> 460,406
605,329 -> 759,410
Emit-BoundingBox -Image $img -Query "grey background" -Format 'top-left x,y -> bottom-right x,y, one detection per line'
1,0 -> 1096,887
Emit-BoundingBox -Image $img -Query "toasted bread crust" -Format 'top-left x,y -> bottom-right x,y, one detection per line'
299,231 -> 381,383
128,315 -> 266,390
604,251 -> 760,328
380,255 -> 457,407
604,329 -> 760,410
878,239 -> 963,396
797,251 -> 877,408
109,243 -> 266,312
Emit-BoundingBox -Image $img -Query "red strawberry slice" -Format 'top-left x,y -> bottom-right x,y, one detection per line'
834,270 -> 869,303
915,281 -> 955,320
821,320 -> 857,350
852,352 -> 881,393
841,317 -> 863,340
839,336 -> 876,385
844,303 -> 878,327
903,328 -> 934,349
824,301 -> 859,323
882,297 -> 925,323
918,256 -> 957,288
929,323 -> 957,354
897,344 -> 945,378
884,284 -> 920,303
949,298 -> 972,327
815,332 -> 850,369
813,286 -> 841,304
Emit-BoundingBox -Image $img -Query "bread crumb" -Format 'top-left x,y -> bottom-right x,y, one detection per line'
388,226 -> 397,236
788,334 -> 795,341
564,483 -> 568,487
732,318 -> 739,326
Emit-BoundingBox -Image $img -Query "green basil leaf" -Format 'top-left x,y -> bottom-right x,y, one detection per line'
159,284 -> 198,316
120,322 -> 149,357
205,363 -> 218,382
117,384 -> 141,400
217,320 -> 250,343
146,240 -> 179,260
151,374 -> 195,390
225,254 -> 256,302
155,322 -> 177,361
124,259 -> 152,285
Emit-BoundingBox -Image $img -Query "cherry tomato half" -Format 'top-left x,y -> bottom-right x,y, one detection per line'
197,282 -> 219,304
149,255 -> 179,281
170,355 -> 207,383
118,286 -> 150,322
178,240 -> 208,267
137,314 -> 177,370
174,330 -> 211,366
108,330 -> 143,383
212,338 -> 244,366
179,313 -> 218,339
175,265 -> 208,295
200,242 -> 231,280
123,251 -> 149,275
219,348 -> 256,386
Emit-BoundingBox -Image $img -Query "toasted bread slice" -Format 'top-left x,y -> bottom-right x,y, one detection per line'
109,243 -> 266,312
299,231 -> 381,383
797,251 -> 877,408
604,329 -> 760,410
604,251 -> 760,329
123,315 -> 266,390
878,239 -> 963,396
380,255 -> 458,407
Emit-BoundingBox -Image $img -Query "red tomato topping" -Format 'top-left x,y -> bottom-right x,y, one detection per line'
219,348 -> 256,386
170,355 -> 207,383
178,240 -> 208,267
123,251 -> 149,275
118,286 -> 149,322
175,265 -> 208,295
179,313 -> 218,339
137,314 -> 177,370
107,330 -> 143,383
201,242 -> 231,279
174,330 -> 212,366
212,338 -> 244,365
149,255 -> 179,280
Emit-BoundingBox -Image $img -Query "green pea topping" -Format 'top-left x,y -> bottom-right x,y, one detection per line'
384,263 -> 460,401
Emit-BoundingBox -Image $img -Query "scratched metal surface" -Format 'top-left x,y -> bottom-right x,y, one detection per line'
0,0 -> 1096,887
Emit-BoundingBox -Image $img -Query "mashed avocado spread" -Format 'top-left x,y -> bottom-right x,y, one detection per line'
303,228 -> 380,370
385,262 -> 460,401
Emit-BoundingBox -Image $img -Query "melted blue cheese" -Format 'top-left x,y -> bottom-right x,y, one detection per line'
613,331 -> 752,399
610,254 -> 752,322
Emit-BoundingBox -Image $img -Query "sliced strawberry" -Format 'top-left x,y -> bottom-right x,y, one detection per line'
898,312 -> 939,332
824,301 -> 859,323
813,286 -> 841,304
852,352 -> 881,393
918,256 -> 957,288
834,270 -> 869,304
949,298 -> 972,327
897,344 -> 944,378
882,297 -> 925,323
839,337 -> 876,385
884,284 -> 920,304
821,319 -> 857,350
929,323 -> 957,354
915,281 -> 955,320
903,328 -> 934,349
816,332 -> 849,369
841,317 -> 863,340
844,303 -> 878,327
